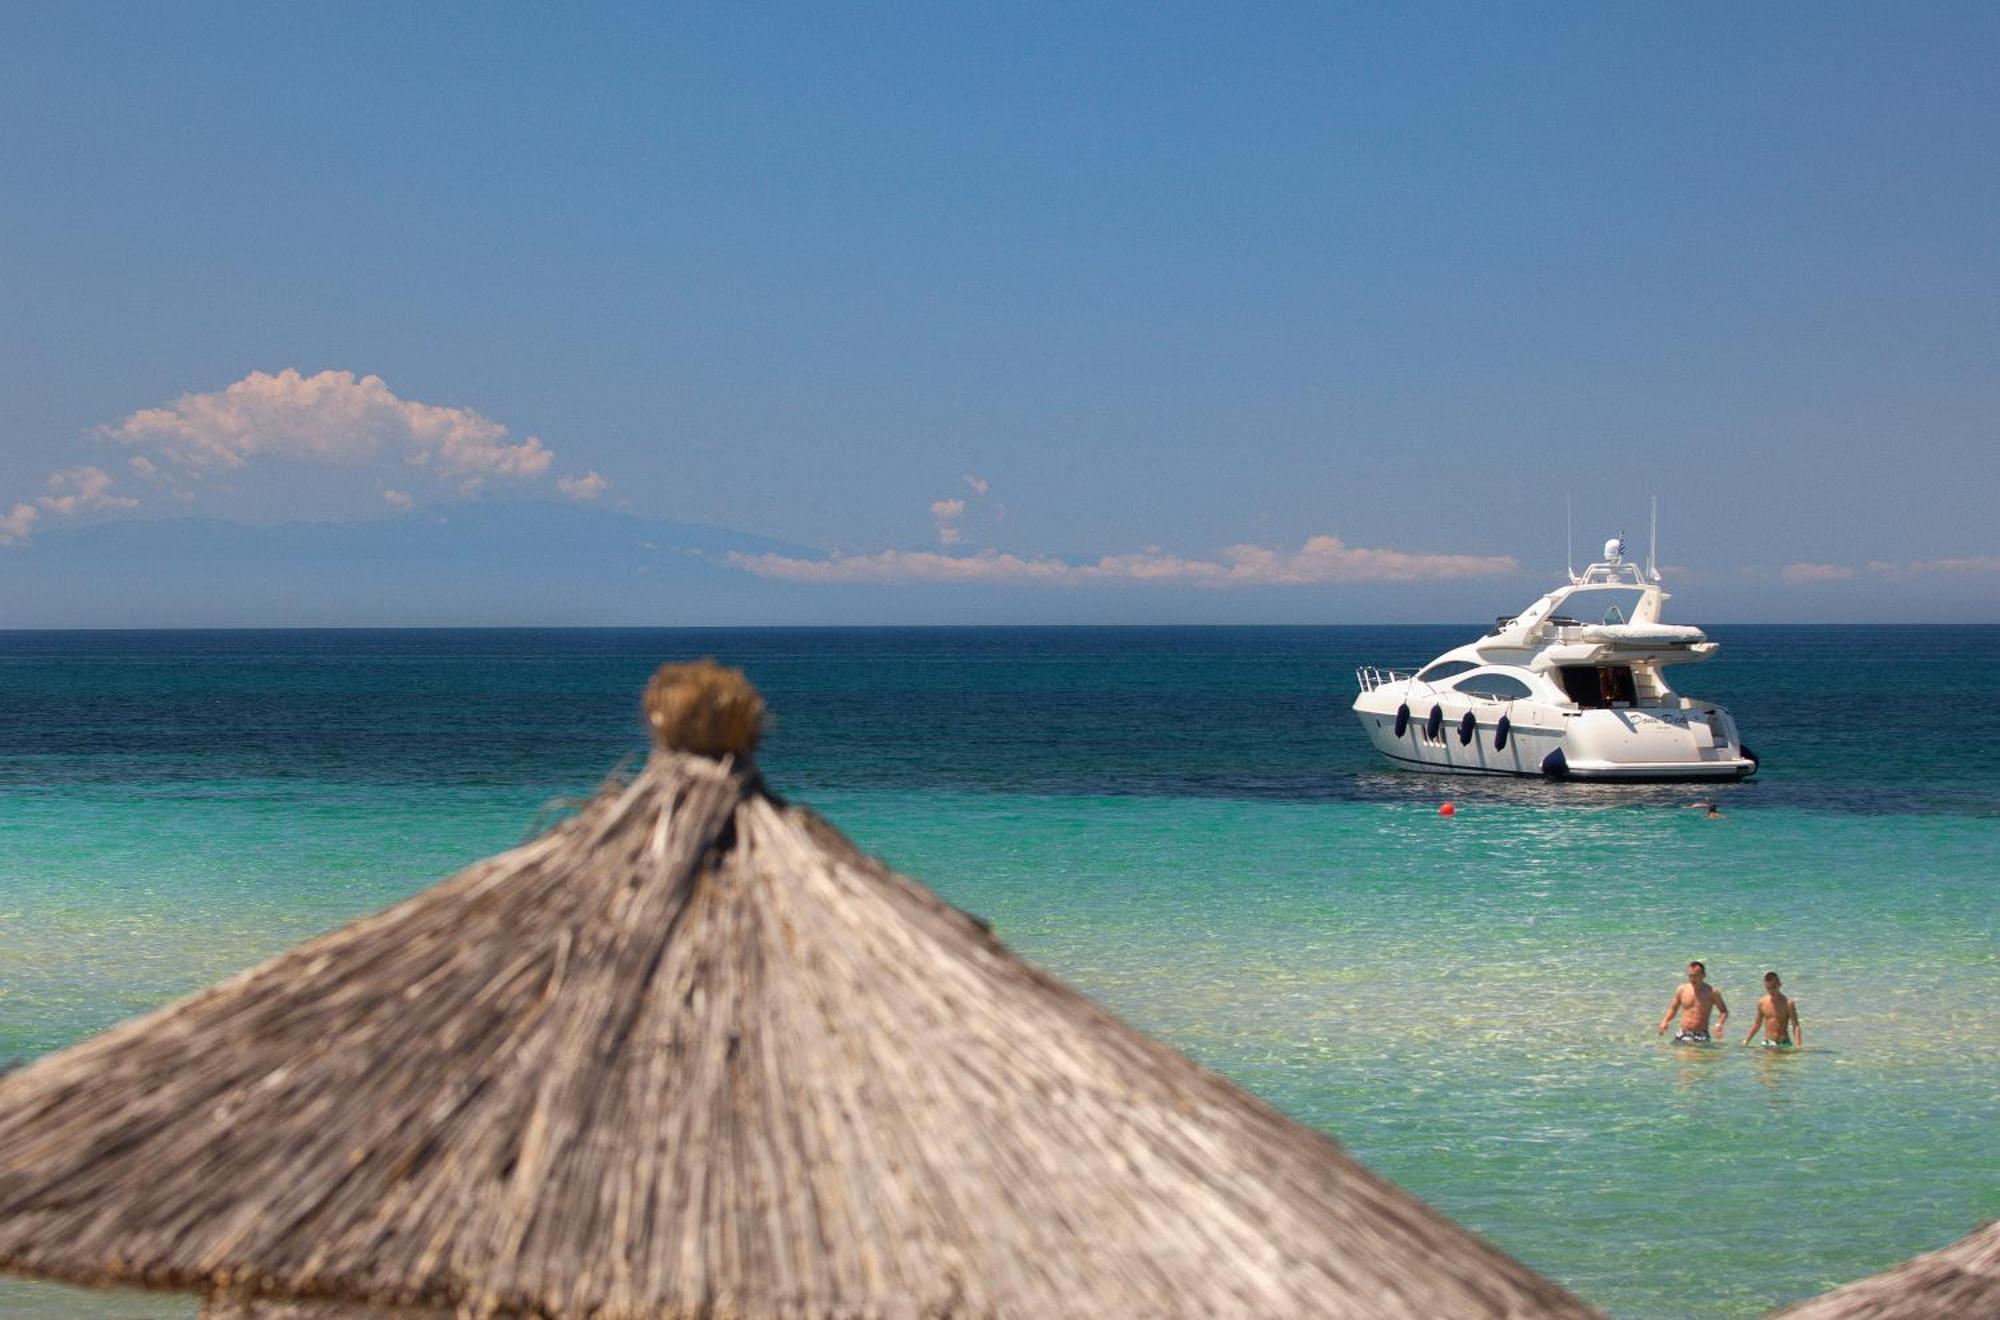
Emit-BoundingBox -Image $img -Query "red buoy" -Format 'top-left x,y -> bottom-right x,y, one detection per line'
1439,801 -> 1456,817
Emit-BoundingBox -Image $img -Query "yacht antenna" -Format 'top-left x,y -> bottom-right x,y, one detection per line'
1647,494 -> 1660,582
1565,493 -> 1575,582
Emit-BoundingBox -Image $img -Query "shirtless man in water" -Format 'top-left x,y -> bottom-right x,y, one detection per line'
1657,960 -> 1728,1044
1743,971 -> 1803,1047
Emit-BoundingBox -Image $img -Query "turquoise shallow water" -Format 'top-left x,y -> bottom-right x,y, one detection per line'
1,628 -> 1995,1317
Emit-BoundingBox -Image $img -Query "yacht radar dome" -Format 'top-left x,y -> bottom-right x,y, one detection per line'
1603,536 -> 1624,564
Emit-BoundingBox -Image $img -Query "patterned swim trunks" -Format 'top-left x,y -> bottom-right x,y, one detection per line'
1672,1030 -> 1712,1045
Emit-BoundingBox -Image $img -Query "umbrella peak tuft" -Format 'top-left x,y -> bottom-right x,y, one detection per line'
643,660 -> 764,759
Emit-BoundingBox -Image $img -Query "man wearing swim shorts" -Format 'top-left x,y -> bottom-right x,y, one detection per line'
1658,960 -> 1728,1043
1742,970 -> 1802,1047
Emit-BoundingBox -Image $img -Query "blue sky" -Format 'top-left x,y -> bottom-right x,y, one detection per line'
2,4 -> 1996,623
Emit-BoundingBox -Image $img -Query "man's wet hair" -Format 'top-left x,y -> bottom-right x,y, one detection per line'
1689,960 -> 1706,973
1764,971 -> 1781,985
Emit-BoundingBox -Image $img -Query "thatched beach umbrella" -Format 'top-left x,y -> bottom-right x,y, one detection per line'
1771,1220 -> 1999,1319
0,663 -> 1598,1319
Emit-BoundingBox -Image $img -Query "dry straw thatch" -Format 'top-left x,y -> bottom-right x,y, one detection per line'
201,1301 -> 443,1319
1771,1219 -> 2000,1319
0,663 -> 1599,1318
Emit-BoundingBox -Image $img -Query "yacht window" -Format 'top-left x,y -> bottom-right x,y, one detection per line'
1418,660 -> 1477,683
1558,587 -> 1648,627
1455,672 -> 1534,701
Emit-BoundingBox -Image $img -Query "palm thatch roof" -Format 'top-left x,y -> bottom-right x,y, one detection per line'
1771,1220 -> 2000,1319
0,663 -> 1599,1318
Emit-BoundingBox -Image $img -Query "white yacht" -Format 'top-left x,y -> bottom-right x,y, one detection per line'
1352,532 -> 1757,781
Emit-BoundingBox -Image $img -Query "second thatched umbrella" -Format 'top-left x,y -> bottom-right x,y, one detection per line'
1770,1219 -> 1999,1319
0,663 -> 1597,1318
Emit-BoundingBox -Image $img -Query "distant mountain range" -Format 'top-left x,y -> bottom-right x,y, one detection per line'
11,503 -> 1920,627
0,503 -> 828,627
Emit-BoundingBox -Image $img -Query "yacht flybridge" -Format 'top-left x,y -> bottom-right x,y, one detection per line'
1353,532 -> 1757,782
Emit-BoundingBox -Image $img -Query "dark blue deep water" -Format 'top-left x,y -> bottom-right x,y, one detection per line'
4,625 -> 1997,811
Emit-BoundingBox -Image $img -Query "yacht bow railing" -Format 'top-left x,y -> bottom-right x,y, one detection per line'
1356,665 -> 1417,693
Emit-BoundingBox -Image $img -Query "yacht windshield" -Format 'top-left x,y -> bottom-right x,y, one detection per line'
1549,586 -> 1648,627
1418,660 -> 1477,683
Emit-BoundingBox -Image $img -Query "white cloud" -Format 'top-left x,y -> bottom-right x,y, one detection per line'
1866,556 -> 2000,576
963,474 -> 989,496
0,467 -> 142,543
556,470 -> 610,501
929,497 -> 966,547
727,534 -> 1517,587
102,369 -> 554,481
1780,562 -> 1857,584
1767,557 -> 2000,583
0,503 -> 37,546
1204,537 -> 1518,583
4,368 -> 616,546
36,466 -> 139,516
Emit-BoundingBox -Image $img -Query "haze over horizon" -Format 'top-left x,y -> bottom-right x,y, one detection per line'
4,6 -> 1996,625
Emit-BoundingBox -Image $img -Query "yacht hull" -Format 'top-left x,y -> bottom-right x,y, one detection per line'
1352,692 -> 1757,782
